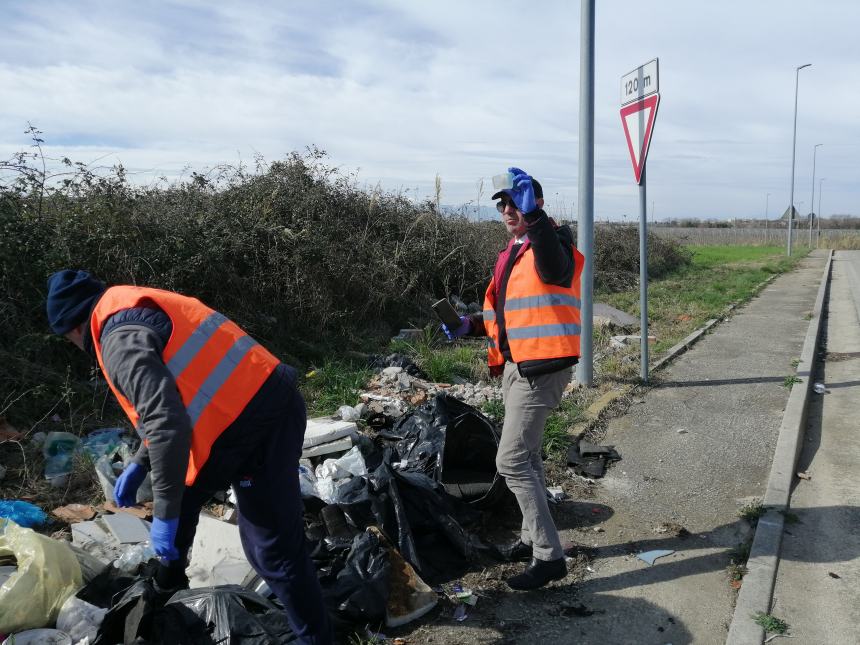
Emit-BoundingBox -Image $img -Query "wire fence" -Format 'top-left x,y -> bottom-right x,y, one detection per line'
651,227 -> 860,247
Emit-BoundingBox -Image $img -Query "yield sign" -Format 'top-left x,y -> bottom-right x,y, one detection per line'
620,93 -> 660,184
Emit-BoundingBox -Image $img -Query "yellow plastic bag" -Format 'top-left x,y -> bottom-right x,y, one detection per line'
0,519 -> 83,633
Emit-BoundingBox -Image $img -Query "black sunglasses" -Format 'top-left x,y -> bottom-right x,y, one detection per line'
496,198 -> 516,213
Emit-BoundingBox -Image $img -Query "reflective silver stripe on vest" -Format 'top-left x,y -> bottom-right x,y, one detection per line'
507,323 -> 581,340
505,293 -> 581,311
166,312 -> 228,378
483,310 -> 496,321
185,335 -> 258,425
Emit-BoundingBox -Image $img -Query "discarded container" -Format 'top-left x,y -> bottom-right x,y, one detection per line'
113,541 -> 155,573
42,431 -> 79,485
813,382 -> 827,394
0,501 -> 47,528
78,428 -> 124,461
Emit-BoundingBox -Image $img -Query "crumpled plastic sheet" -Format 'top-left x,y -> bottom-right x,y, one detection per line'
56,595 -> 107,644
0,519 -> 83,633
0,501 -> 47,528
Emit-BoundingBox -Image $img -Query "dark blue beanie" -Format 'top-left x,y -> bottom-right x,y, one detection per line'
46,270 -> 106,335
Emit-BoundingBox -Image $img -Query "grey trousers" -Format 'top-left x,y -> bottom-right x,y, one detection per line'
496,361 -> 570,561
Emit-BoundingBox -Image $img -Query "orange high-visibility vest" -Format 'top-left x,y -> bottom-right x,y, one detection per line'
483,243 -> 584,369
90,286 -> 280,485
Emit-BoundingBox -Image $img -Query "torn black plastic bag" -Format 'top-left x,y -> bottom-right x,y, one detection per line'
384,393 -> 507,507
317,530 -> 390,624
158,585 -> 296,645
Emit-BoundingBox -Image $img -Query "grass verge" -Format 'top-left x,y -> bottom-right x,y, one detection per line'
599,245 -> 807,356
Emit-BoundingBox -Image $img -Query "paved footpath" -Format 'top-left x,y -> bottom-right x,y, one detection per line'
538,251 -> 829,645
769,251 -> 860,642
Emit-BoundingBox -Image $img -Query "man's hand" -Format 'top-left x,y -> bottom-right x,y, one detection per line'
507,166 -> 537,214
113,462 -> 146,507
151,517 -> 180,561
442,316 -> 471,340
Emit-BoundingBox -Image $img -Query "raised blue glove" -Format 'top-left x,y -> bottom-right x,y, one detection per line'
507,166 -> 537,214
151,517 -> 180,561
113,462 -> 146,507
442,316 -> 471,340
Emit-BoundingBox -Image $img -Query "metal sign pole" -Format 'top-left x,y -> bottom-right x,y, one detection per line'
576,0 -> 595,387
639,165 -> 649,382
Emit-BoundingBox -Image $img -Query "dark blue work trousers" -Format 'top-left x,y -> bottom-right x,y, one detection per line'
171,364 -> 332,645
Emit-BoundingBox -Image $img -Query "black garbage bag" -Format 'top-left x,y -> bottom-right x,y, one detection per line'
367,352 -> 427,379
317,530 -> 391,624
158,585 -> 297,644
385,393 -> 507,508
92,577 -> 161,645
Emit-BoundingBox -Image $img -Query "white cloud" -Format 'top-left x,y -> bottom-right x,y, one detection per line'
1,0 -> 858,220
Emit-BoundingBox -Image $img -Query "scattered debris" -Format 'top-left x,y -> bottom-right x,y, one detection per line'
637,549 -> 675,565
303,417 -> 358,451
187,512 -> 252,587
51,504 -> 97,523
567,441 -> 622,478
828,572 -> 841,579
676,428 -> 688,434
610,334 -> 656,349
796,471 -> 812,481
56,595 -> 107,644
453,604 -> 469,622
102,513 -> 150,544
813,382 -> 827,394
0,419 -> 23,442
102,501 -> 153,520
546,487 -> 566,504
653,522 -> 691,538
0,628 -> 73,644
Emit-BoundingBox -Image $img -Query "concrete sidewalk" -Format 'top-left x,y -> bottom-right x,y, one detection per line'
544,251 -> 829,644
769,252 -> 860,641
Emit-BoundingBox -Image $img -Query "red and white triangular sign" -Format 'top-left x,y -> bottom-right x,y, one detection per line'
620,93 -> 660,184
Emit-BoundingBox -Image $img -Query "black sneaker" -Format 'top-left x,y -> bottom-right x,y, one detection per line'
506,557 -> 567,591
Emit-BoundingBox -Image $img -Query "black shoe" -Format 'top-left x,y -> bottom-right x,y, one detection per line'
502,540 -> 533,562
506,557 -> 567,591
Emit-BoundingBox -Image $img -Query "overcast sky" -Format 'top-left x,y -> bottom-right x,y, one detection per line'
2,1 -> 857,221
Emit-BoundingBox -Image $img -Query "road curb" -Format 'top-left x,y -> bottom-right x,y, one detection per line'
725,250 -> 833,645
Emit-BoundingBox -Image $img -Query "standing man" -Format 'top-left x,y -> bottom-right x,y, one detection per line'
45,270 -> 332,644
444,167 -> 583,590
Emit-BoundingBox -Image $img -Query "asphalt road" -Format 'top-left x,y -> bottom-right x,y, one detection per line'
769,251 -> 860,642
558,251 -> 829,645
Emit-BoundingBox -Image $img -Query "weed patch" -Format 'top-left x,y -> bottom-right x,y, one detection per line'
738,500 -> 765,523
753,612 -> 789,635
783,375 -> 802,389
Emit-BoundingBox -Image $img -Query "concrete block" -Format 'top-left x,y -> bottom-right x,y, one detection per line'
302,436 -> 353,459
103,512 -> 150,544
303,417 -> 357,449
186,512 -> 252,588
594,303 -> 639,329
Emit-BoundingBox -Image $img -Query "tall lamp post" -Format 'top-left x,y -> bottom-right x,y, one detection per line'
787,63 -> 812,256
809,143 -> 823,246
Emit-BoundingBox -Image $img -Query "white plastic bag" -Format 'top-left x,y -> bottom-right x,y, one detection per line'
56,596 -> 107,644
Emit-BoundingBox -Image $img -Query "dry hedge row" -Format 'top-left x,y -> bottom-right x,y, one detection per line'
0,146 -> 689,424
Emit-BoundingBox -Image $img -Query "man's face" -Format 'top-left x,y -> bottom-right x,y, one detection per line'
497,196 -> 528,238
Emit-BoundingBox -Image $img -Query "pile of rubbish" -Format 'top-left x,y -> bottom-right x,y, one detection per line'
0,393 -> 511,643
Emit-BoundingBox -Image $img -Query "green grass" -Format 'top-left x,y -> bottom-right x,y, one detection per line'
543,398 -> 585,456
390,326 -> 487,384
753,612 -> 789,635
600,245 -> 806,356
481,397 -> 505,421
738,500 -> 765,523
301,359 -> 372,416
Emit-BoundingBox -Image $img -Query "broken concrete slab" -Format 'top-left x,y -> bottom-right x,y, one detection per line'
610,334 -> 657,349
594,303 -> 639,329
301,436 -> 353,459
72,519 -> 126,564
186,512 -> 252,588
102,513 -> 150,544
303,418 -> 358,450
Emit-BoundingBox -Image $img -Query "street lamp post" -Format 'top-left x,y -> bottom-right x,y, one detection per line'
817,178 -> 825,247
809,143 -> 823,246
787,63 -> 812,256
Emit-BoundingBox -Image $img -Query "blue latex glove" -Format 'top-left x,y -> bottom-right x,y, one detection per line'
442,316 -> 471,340
113,462 -> 146,507
151,517 -> 180,561
506,166 -> 538,214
